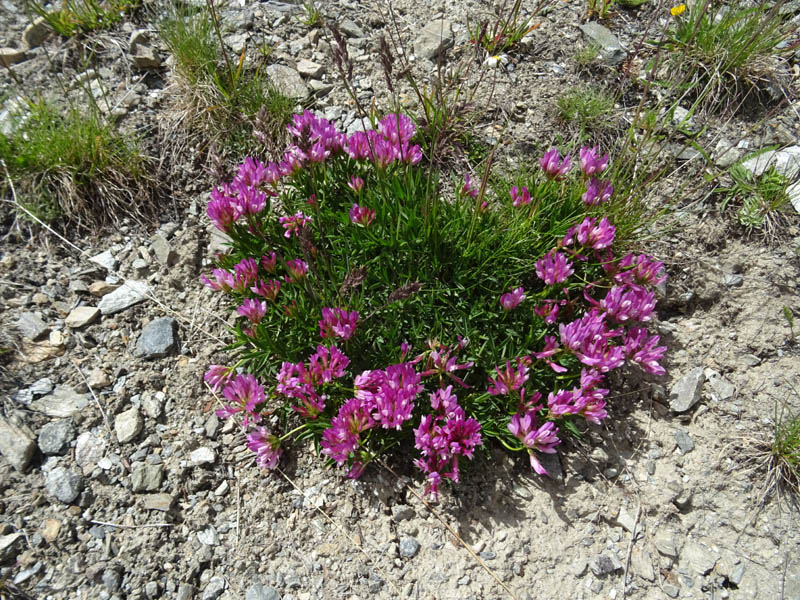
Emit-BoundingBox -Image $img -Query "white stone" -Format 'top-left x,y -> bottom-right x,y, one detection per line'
114,408 -> 143,444
190,447 -> 216,466
98,280 -> 149,315
65,306 -> 100,328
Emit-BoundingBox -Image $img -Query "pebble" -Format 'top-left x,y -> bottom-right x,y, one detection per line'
338,18 -> 365,38
16,312 -> 49,340
414,19 -> 453,61
669,367 -> 705,412
246,584 -> 281,600
296,58 -> 324,78
90,250 -> 118,272
135,317 -> 179,358
45,466 -> 84,504
89,281 -> 120,297
30,377 -> 54,395
176,584 -> 195,600
98,280 -> 150,315
87,369 -> 112,389
131,462 -> 164,492
38,419 -> 76,455
0,416 -> 36,471
202,576 -> 226,600
31,386 -> 89,418
578,22 -> 627,66
589,553 -> 622,577
142,391 -> 166,419
75,431 -> 108,471
683,541 -> 718,575
654,531 -> 678,558
145,581 -> 160,598
191,447 -> 217,466
662,583 -> 680,598
399,537 -> 420,558
266,64 -> 309,100
102,566 -> 123,592
115,407 -> 143,444
143,493 -> 173,512
197,526 -> 220,546
674,429 -> 694,454
65,306 -> 100,328
22,17 -> 49,48
0,47 -> 26,67
391,504 -> 415,522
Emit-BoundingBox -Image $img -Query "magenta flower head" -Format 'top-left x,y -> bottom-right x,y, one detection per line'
319,307 -> 359,340
535,250 -> 574,285
261,252 -> 278,273
565,216 -> 616,250
246,427 -> 283,470
462,173 -> 479,198
237,298 -> 267,324
507,411 -> 561,475
250,278 -> 281,302
218,373 -> 265,428
204,364 -> 233,392
285,259 -> 308,282
579,146 -> 609,177
349,203 -> 376,226
539,148 -> 571,179
348,175 -> 365,194
500,286 -> 526,311
207,186 -> 237,232
510,185 -> 531,207
279,211 -> 312,238
582,178 -> 613,206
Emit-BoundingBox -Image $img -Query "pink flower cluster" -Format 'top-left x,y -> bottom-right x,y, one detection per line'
508,411 -> 560,475
349,203 -> 376,226
414,386 -> 483,498
319,307 -> 359,340
346,113 -> 423,167
416,337 -> 474,388
215,373 -> 265,428
276,345 -> 351,419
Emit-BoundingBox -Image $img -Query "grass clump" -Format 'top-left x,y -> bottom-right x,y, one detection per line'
159,2 -> 294,160
0,99 -> 154,228
469,0 -> 539,55
718,162 -> 793,237
29,0 -> 139,37
556,86 -> 617,142
299,1 -> 323,27
656,0 -> 793,112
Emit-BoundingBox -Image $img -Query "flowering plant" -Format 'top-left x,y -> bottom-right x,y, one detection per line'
202,112 -> 667,497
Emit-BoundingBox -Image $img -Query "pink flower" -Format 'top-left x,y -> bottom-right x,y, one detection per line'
462,173 -> 479,198
535,250 -> 574,285
507,411 -> 560,475
582,178 -> 613,206
247,427 -> 282,470
286,259 -> 308,282
204,365 -> 233,392
250,279 -> 281,302
500,286 -> 526,310
624,327 -> 667,376
321,397 -> 375,464
579,146 -> 609,177
613,254 -> 667,287
564,216 -> 616,250
308,345 -> 350,383
237,299 -> 267,324
349,203 -> 376,226
279,211 -> 312,238
539,148 -> 572,179
319,307 -> 359,340
348,175 -> 365,193
511,185 -> 531,207
217,374 -> 265,428
261,252 -> 278,273
488,359 -> 530,396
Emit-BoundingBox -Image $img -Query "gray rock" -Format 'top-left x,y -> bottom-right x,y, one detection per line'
190,447 -> 216,466
65,306 -> 100,328
142,392 -> 165,419
102,566 -> 122,592
391,504 -> 415,522
683,541 -> 717,575
722,272 -> 743,287
266,64 -> 309,99
662,583 -> 680,598
668,367 -> 705,412
741,146 -> 800,178
414,19 -> 453,61
616,505 -> 637,533
630,548 -> 655,582
22,17 -> 49,48
654,531 -> 678,558
31,385 -> 89,418
0,47 -> 26,67
115,407 -> 143,444
38,419 -> 75,455
30,378 -> 54,396
0,417 -> 36,471
204,413 -> 219,439
399,537 -> 420,558
788,180 -> 800,214
674,429 -> 694,454
98,280 -> 149,315
589,553 -> 622,577
571,558 -> 588,576
133,45 -> 162,69
90,250 -> 118,271
129,29 -> 150,49
145,581 -> 160,599
75,431 -> 108,470
131,462 -> 163,492
45,466 -> 84,504
12,561 -> 42,584
150,234 -> 175,266
176,583 -> 195,600
713,138 -> 744,168
339,18 -> 365,38
202,576 -> 226,600
705,370 -> 735,401
538,450 -> 564,481
197,525 -> 220,546
578,22 -> 627,66
143,493 -> 173,512
589,578 -> 603,593
296,58 -> 323,78
135,317 -> 179,358
16,311 -> 49,340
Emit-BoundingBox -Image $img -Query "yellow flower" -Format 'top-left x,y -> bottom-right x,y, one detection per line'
670,4 -> 686,16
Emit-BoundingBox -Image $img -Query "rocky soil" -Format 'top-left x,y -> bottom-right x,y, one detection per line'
1,0 -> 800,599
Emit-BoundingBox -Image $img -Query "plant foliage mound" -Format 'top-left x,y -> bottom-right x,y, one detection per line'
202,111 -> 667,496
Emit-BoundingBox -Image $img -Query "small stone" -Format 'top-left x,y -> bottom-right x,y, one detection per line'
191,447 -> 216,466
150,234 -> 175,266
296,58 -> 323,78
142,493 -> 173,512
45,466 -> 84,504
16,312 -> 49,340
616,505 -> 637,533
589,553 -> 622,577
399,537 -> 420,558
129,28 -> 149,49
0,47 -> 26,67
102,566 -> 122,592
0,416 -> 36,471
414,19 -> 453,61
589,578 -> 603,593
135,317 -> 179,358
176,584 -> 195,600
145,581 -> 160,599
391,504 -> 415,522
75,431 -> 107,471
115,407 -> 143,444
90,250 -> 118,271
133,46 -> 161,69
13,562 -> 42,585
538,451 -> 564,481
142,392 -> 165,419
38,419 -> 75,455
32,385 -> 89,417
89,281 -> 120,297
245,583 -> 281,600
87,369 -> 111,389
202,576 -> 226,600
41,519 -> 62,543
65,306 -> 100,328
630,548 -> 654,582
654,531 -> 678,558
98,280 -> 149,315
266,64 -> 309,99
214,480 -> 229,496
673,430 -> 694,454
722,273 -> 743,287
668,367 -> 705,412
30,378 -> 54,396
578,22 -> 627,66
571,558 -> 588,576
706,371 -> 735,401
339,18 -> 365,38
740,146 -> 800,179
22,17 -> 49,48
131,462 -> 163,492
683,541 -> 717,575
0,532 -> 23,561
197,526 -> 220,546
663,583 -> 680,597
204,413 -> 219,439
